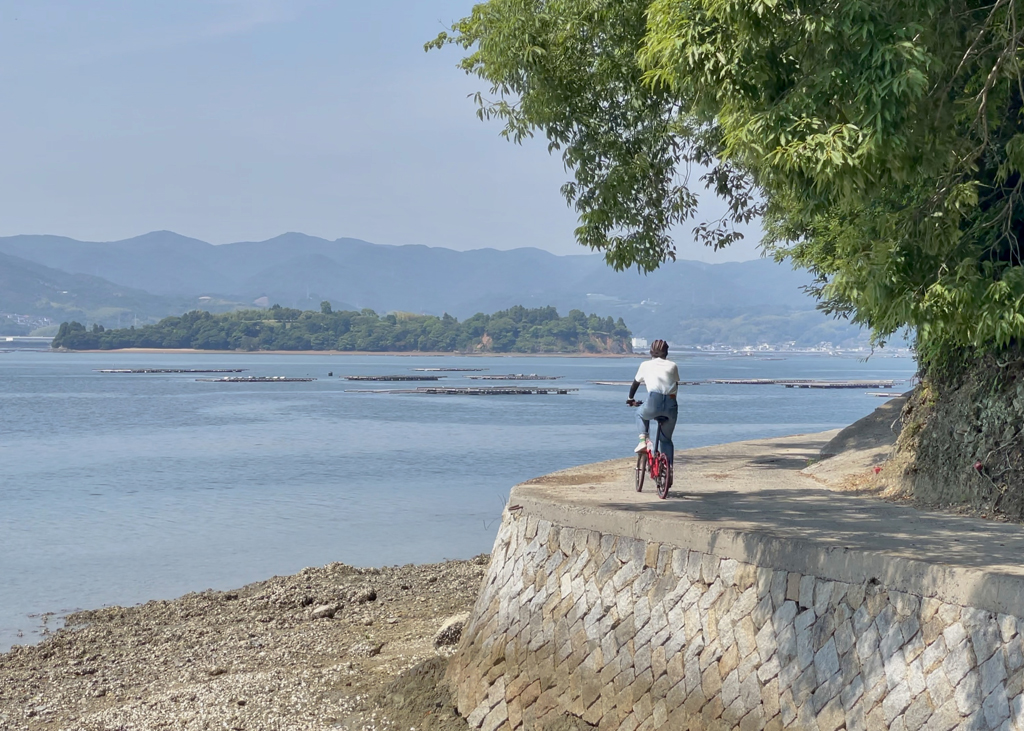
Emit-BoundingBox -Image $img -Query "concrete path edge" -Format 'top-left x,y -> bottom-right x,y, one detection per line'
508,491 -> 1024,617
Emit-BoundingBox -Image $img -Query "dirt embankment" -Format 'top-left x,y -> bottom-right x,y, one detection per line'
806,354 -> 1024,522
0,558 -> 490,731
870,354 -> 1024,520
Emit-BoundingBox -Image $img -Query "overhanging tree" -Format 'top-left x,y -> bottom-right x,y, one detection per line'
431,0 -> 1024,515
431,0 -> 1024,361
427,0 -> 762,273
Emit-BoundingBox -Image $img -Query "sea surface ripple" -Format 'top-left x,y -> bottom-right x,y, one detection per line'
0,351 -> 916,650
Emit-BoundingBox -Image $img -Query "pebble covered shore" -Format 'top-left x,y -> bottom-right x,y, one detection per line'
0,557 -> 489,731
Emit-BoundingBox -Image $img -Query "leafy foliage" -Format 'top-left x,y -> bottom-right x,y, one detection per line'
432,0 -> 1024,367
426,0 -> 759,272
52,305 -> 632,354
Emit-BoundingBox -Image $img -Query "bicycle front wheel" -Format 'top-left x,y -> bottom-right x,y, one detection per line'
635,452 -> 647,492
655,454 -> 672,499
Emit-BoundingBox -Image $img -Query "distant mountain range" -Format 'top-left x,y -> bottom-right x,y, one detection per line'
0,250 -> 185,325
0,231 -> 866,346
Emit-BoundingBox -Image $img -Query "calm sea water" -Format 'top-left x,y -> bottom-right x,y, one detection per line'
0,351 -> 916,650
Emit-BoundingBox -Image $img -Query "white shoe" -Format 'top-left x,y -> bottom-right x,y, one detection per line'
635,437 -> 647,453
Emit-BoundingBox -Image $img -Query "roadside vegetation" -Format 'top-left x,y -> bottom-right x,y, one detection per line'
431,0 -> 1024,518
52,303 -> 633,354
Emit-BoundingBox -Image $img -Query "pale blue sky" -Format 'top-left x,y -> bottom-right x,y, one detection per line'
0,0 -> 761,260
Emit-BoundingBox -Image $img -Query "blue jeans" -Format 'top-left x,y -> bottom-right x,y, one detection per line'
636,392 -> 678,464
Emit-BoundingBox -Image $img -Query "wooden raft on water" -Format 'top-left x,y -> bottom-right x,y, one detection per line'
783,380 -> 900,389
706,378 -> 893,386
346,386 -> 577,396
197,376 -> 316,383
590,378 -> 903,388
467,374 -> 562,381
590,380 -> 702,386
344,375 -> 445,381
411,368 -> 488,372
96,368 -> 248,374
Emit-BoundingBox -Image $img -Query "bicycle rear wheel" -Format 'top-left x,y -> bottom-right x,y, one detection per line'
655,454 -> 671,499
635,452 -> 647,492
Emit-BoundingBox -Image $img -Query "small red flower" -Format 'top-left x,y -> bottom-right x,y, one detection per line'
873,466 -> 882,474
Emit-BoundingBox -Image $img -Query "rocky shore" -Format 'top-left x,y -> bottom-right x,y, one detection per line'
0,557 -> 490,731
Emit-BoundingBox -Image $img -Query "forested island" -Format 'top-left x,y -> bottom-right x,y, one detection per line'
52,304 -> 633,353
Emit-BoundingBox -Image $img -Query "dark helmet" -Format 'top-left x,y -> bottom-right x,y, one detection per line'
650,339 -> 669,358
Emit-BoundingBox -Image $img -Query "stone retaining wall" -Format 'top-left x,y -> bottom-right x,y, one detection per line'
447,510 -> 1024,731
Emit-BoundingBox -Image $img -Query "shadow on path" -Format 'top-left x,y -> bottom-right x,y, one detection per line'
597,484 -> 1024,573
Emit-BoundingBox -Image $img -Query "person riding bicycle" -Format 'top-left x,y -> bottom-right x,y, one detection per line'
626,339 -> 679,465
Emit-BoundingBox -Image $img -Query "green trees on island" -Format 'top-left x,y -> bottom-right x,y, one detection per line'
430,1 -> 1024,516
53,305 -> 632,354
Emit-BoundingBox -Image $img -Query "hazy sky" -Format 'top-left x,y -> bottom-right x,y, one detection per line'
0,0 -> 762,261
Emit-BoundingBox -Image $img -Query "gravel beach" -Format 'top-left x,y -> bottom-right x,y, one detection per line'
0,557 -> 489,731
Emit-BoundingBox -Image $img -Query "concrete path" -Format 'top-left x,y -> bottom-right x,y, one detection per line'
511,408 -> 1024,614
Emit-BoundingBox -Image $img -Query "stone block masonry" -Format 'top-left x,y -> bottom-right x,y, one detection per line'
449,511 -> 1024,731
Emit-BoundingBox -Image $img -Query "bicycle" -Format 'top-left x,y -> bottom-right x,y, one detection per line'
628,400 -> 672,499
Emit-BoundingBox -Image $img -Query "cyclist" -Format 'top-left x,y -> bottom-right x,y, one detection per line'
626,339 -> 679,465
